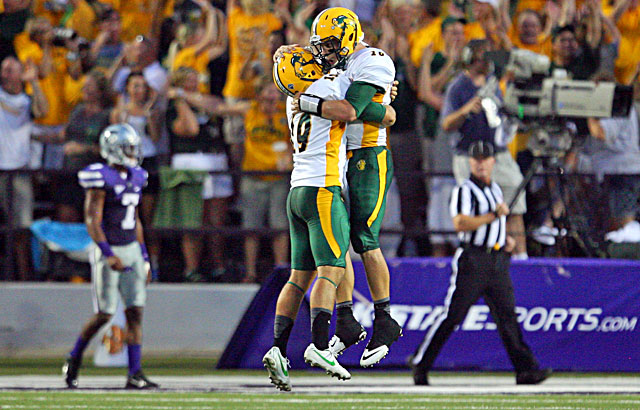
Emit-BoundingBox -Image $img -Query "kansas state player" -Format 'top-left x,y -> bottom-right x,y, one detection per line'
62,124 -> 158,389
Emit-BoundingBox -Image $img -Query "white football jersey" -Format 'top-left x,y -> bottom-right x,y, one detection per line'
287,72 -> 349,189
342,47 -> 396,150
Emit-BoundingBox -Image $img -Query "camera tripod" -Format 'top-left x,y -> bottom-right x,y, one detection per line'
509,154 -> 607,258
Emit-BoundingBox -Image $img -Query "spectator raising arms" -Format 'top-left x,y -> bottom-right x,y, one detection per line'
222,0 -> 283,183
18,16 -> 83,170
171,0 -> 226,94
211,80 -> 291,283
90,8 -> 125,69
163,66 -> 233,282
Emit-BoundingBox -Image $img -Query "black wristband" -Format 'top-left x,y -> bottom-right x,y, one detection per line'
299,93 -> 324,116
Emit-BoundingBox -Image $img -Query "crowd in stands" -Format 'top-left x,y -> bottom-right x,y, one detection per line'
1,0 -> 640,282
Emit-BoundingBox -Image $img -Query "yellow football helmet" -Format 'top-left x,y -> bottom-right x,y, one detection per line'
310,7 -> 363,70
272,46 -> 323,97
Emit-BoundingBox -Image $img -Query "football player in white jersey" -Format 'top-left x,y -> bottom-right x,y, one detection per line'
292,7 -> 403,368
262,47 -> 395,391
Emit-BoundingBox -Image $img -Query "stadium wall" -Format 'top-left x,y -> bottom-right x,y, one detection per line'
0,283 -> 258,356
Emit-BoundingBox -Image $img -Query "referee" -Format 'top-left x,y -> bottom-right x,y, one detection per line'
410,141 -> 551,385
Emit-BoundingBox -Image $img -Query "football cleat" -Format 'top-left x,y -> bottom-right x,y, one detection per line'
360,313 -> 403,367
516,368 -> 552,385
303,343 -> 351,380
62,356 -> 81,389
125,371 -> 159,389
411,365 -> 430,386
329,315 -> 367,356
262,346 -> 292,391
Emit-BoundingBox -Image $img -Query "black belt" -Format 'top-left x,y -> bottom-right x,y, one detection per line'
461,243 -> 503,253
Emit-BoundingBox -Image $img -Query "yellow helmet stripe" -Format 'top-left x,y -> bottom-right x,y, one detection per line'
311,8 -> 330,37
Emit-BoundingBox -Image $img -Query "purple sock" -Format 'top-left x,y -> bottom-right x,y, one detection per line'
127,344 -> 142,375
69,337 -> 88,360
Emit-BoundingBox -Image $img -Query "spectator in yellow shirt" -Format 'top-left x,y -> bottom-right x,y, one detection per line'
606,0 -> 640,84
509,9 -> 553,57
18,16 -> 82,169
222,0 -> 282,176
212,79 -> 290,283
171,0 -> 226,94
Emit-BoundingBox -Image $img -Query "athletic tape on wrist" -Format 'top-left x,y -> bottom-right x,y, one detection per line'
299,94 -> 324,116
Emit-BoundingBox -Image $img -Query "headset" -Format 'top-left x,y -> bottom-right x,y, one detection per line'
461,39 -> 489,66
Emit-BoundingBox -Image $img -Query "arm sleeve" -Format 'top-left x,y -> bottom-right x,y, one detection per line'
345,81 -> 384,117
358,101 -> 387,123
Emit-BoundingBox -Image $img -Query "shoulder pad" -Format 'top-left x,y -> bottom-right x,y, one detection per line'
132,166 -> 149,189
78,163 -> 107,189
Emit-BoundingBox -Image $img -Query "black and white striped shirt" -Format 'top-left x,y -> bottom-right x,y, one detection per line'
449,175 -> 506,250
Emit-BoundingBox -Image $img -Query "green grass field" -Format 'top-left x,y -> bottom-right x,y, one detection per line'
1,357 -> 639,410
1,392 -> 639,410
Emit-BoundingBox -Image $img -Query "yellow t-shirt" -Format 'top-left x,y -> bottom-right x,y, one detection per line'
0,1 -> 5,13
19,42 -> 72,126
464,21 -> 486,41
409,17 -> 444,66
97,0 -> 174,41
223,6 -> 282,99
64,74 -> 85,108
31,0 -> 97,40
409,19 -> 487,67
604,4 -> 640,84
242,100 -> 289,180
509,28 -> 552,57
172,46 -> 211,93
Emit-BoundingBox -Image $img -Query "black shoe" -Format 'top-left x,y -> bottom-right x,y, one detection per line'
360,313 -> 403,367
516,368 -> 552,385
412,367 -> 429,386
329,315 -> 367,356
62,356 -> 81,389
126,371 -> 159,389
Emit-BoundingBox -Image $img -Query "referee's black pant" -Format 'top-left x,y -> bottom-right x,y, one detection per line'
412,246 -> 539,373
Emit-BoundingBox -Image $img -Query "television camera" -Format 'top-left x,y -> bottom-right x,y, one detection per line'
502,49 -> 633,157
496,50 -> 633,257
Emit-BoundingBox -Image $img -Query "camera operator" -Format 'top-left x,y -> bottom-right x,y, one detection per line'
18,17 -> 83,170
442,38 -> 529,259
577,71 -> 640,244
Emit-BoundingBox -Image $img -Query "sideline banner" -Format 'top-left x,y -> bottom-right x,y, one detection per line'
219,258 -> 640,371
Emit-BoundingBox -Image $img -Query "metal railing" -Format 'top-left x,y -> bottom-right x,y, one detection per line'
0,168 -> 636,280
